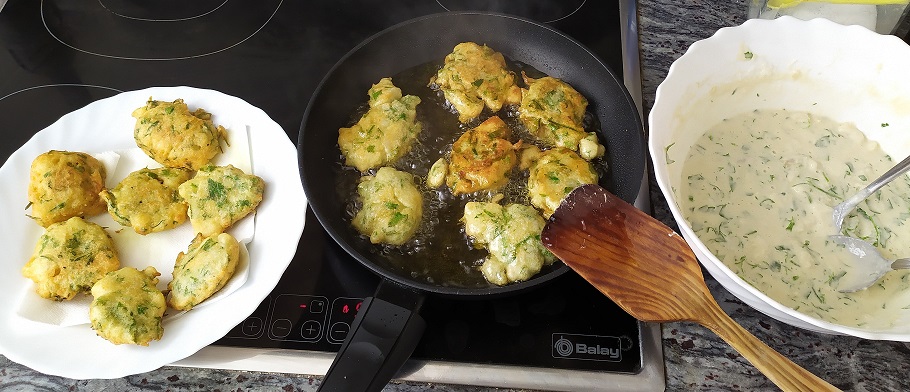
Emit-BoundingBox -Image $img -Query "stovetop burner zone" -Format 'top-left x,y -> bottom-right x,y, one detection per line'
40,0 -> 282,60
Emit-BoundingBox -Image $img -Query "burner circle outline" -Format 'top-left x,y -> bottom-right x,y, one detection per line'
96,0 -> 229,22
0,84 -> 124,102
435,0 -> 586,23
40,0 -> 282,61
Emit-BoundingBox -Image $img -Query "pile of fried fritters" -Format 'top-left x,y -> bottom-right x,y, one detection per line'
21,97 -> 264,346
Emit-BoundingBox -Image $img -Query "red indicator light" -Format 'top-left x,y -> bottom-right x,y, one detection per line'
355,302 -> 362,312
300,304 -> 307,308
342,304 -> 350,314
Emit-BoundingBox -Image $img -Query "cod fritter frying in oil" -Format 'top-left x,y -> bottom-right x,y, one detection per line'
443,116 -> 517,195
338,78 -> 422,172
519,73 -> 604,160
21,217 -> 120,300
463,202 -> 556,286
430,42 -> 521,123
353,167 -> 423,246
167,233 -> 241,311
89,266 -> 166,346
100,167 -> 193,235
132,98 -> 227,170
337,42 -> 612,287
27,150 -> 107,227
178,164 -> 264,237
527,147 -> 598,218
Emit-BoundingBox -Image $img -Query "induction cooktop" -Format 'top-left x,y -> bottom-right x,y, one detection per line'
0,1 -> 663,390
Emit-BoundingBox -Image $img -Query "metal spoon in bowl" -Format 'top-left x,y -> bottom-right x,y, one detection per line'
828,235 -> 910,292
832,154 -> 910,232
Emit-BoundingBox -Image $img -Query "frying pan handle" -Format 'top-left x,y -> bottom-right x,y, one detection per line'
317,279 -> 426,392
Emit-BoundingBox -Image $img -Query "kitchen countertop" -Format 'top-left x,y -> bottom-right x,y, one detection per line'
3,1 -> 910,391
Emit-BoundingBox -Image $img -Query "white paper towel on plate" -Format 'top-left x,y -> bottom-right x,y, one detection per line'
16,123 -> 255,327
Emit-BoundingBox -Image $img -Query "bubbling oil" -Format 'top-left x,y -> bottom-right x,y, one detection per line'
335,57 -> 612,289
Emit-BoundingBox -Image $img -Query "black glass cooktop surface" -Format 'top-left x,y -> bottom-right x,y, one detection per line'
0,0 -> 645,375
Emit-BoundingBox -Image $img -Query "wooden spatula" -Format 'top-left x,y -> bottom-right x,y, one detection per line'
541,184 -> 840,392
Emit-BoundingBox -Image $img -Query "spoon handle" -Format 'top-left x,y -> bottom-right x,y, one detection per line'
891,258 -> 910,270
834,154 -> 910,230
698,300 -> 841,391
844,154 -> 910,212
862,154 -> 910,196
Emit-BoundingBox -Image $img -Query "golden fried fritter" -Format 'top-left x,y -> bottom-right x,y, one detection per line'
519,73 -> 604,160
446,116 -> 517,195
352,167 -> 423,245
528,148 -> 598,218
338,78 -> 423,172
21,217 -> 120,300
27,150 -> 107,227
178,165 -> 264,237
430,42 -> 521,122
100,167 -> 193,235
167,233 -> 241,311
463,202 -> 556,285
89,266 -> 166,346
132,97 -> 227,170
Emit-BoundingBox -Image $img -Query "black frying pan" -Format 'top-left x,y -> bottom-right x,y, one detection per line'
298,12 -> 644,391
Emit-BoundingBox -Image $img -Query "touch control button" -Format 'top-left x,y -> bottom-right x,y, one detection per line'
328,321 -> 351,343
300,320 -> 322,340
241,317 -> 264,337
309,299 -> 326,314
270,318 -> 293,339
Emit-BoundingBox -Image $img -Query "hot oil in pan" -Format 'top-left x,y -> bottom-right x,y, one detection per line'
336,58 -> 613,289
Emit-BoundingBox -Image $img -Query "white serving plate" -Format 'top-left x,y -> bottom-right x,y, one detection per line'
0,86 -> 306,378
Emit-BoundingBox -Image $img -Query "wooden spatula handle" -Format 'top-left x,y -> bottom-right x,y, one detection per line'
700,300 -> 841,392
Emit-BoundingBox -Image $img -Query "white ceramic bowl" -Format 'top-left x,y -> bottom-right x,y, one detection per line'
649,16 -> 910,340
